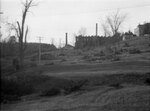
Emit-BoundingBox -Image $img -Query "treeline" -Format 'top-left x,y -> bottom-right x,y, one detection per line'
0,41 -> 56,58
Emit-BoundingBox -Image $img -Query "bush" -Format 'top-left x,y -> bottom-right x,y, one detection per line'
59,53 -> 65,56
40,87 -> 60,96
1,94 -> 20,103
30,62 -> 37,67
64,80 -> 87,93
1,73 -> 50,103
61,58 -> 67,62
129,48 -> 141,54
30,54 -> 38,61
145,78 -> 150,85
82,55 -> 91,60
40,79 -> 87,96
1,71 -> 87,103
120,48 -> 128,53
123,42 -> 130,47
113,47 -> 122,55
44,62 -> 54,65
94,51 -> 105,56
109,83 -> 123,89
1,77 -> 34,103
111,56 -> 120,61
41,53 -> 56,60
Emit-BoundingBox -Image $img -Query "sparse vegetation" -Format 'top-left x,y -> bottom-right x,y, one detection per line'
1,70 -> 88,103
1,0 -> 150,110
41,53 -> 56,60
109,83 -> 123,89
111,55 -> 120,61
129,48 -> 141,54
94,51 -> 105,57
123,42 -> 130,47
145,78 -> 150,85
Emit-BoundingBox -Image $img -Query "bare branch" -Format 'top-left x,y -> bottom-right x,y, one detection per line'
24,26 -> 28,44
6,0 -> 38,67
5,22 -> 19,38
102,23 -> 111,37
17,21 -> 22,37
106,10 -> 127,36
23,25 -> 29,52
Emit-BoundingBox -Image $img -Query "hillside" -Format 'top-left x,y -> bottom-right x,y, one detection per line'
1,36 -> 150,111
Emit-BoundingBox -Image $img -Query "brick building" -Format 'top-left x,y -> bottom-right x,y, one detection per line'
134,23 -> 150,36
75,35 -> 123,49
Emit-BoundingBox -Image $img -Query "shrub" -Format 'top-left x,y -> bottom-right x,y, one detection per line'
120,48 -> 128,53
1,77 -> 34,103
105,54 -> 114,60
94,51 -> 105,57
109,83 -> 123,89
1,72 -> 87,102
82,55 -> 91,60
30,54 -> 38,61
59,53 -> 65,56
64,80 -> 87,93
129,48 -> 141,54
41,53 -> 56,60
44,62 -> 54,65
61,58 -> 67,62
111,56 -> 120,61
1,94 -> 20,103
145,78 -> 150,85
40,87 -> 60,96
123,42 -> 130,47
30,62 -> 37,67
1,73 -> 50,103
113,48 -> 122,55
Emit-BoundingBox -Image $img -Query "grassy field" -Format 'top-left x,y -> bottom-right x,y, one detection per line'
1,36 -> 150,111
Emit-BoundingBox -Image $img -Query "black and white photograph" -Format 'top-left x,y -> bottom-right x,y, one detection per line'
0,0 -> 150,111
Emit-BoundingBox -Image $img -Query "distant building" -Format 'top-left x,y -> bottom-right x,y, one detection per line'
62,32 -> 74,50
134,27 -> 140,36
75,35 -> 123,49
134,23 -> 150,36
123,31 -> 135,41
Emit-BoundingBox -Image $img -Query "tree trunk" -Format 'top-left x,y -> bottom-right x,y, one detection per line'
19,40 -> 24,68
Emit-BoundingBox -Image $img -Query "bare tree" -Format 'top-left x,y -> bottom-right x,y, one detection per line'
6,22 -> 19,40
5,0 -> 37,68
78,27 -> 87,36
8,36 -> 17,56
106,10 -> 127,36
16,0 -> 37,68
102,23 -> 111,37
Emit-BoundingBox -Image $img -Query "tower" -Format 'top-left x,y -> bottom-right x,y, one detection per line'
96,23 -> 98,36
66,32 -> 68,46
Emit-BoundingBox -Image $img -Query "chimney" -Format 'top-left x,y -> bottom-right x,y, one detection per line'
65,32 -> 68,46
96,23 -> 98,36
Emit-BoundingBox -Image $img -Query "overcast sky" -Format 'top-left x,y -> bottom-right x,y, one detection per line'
1,0 -> 150,46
